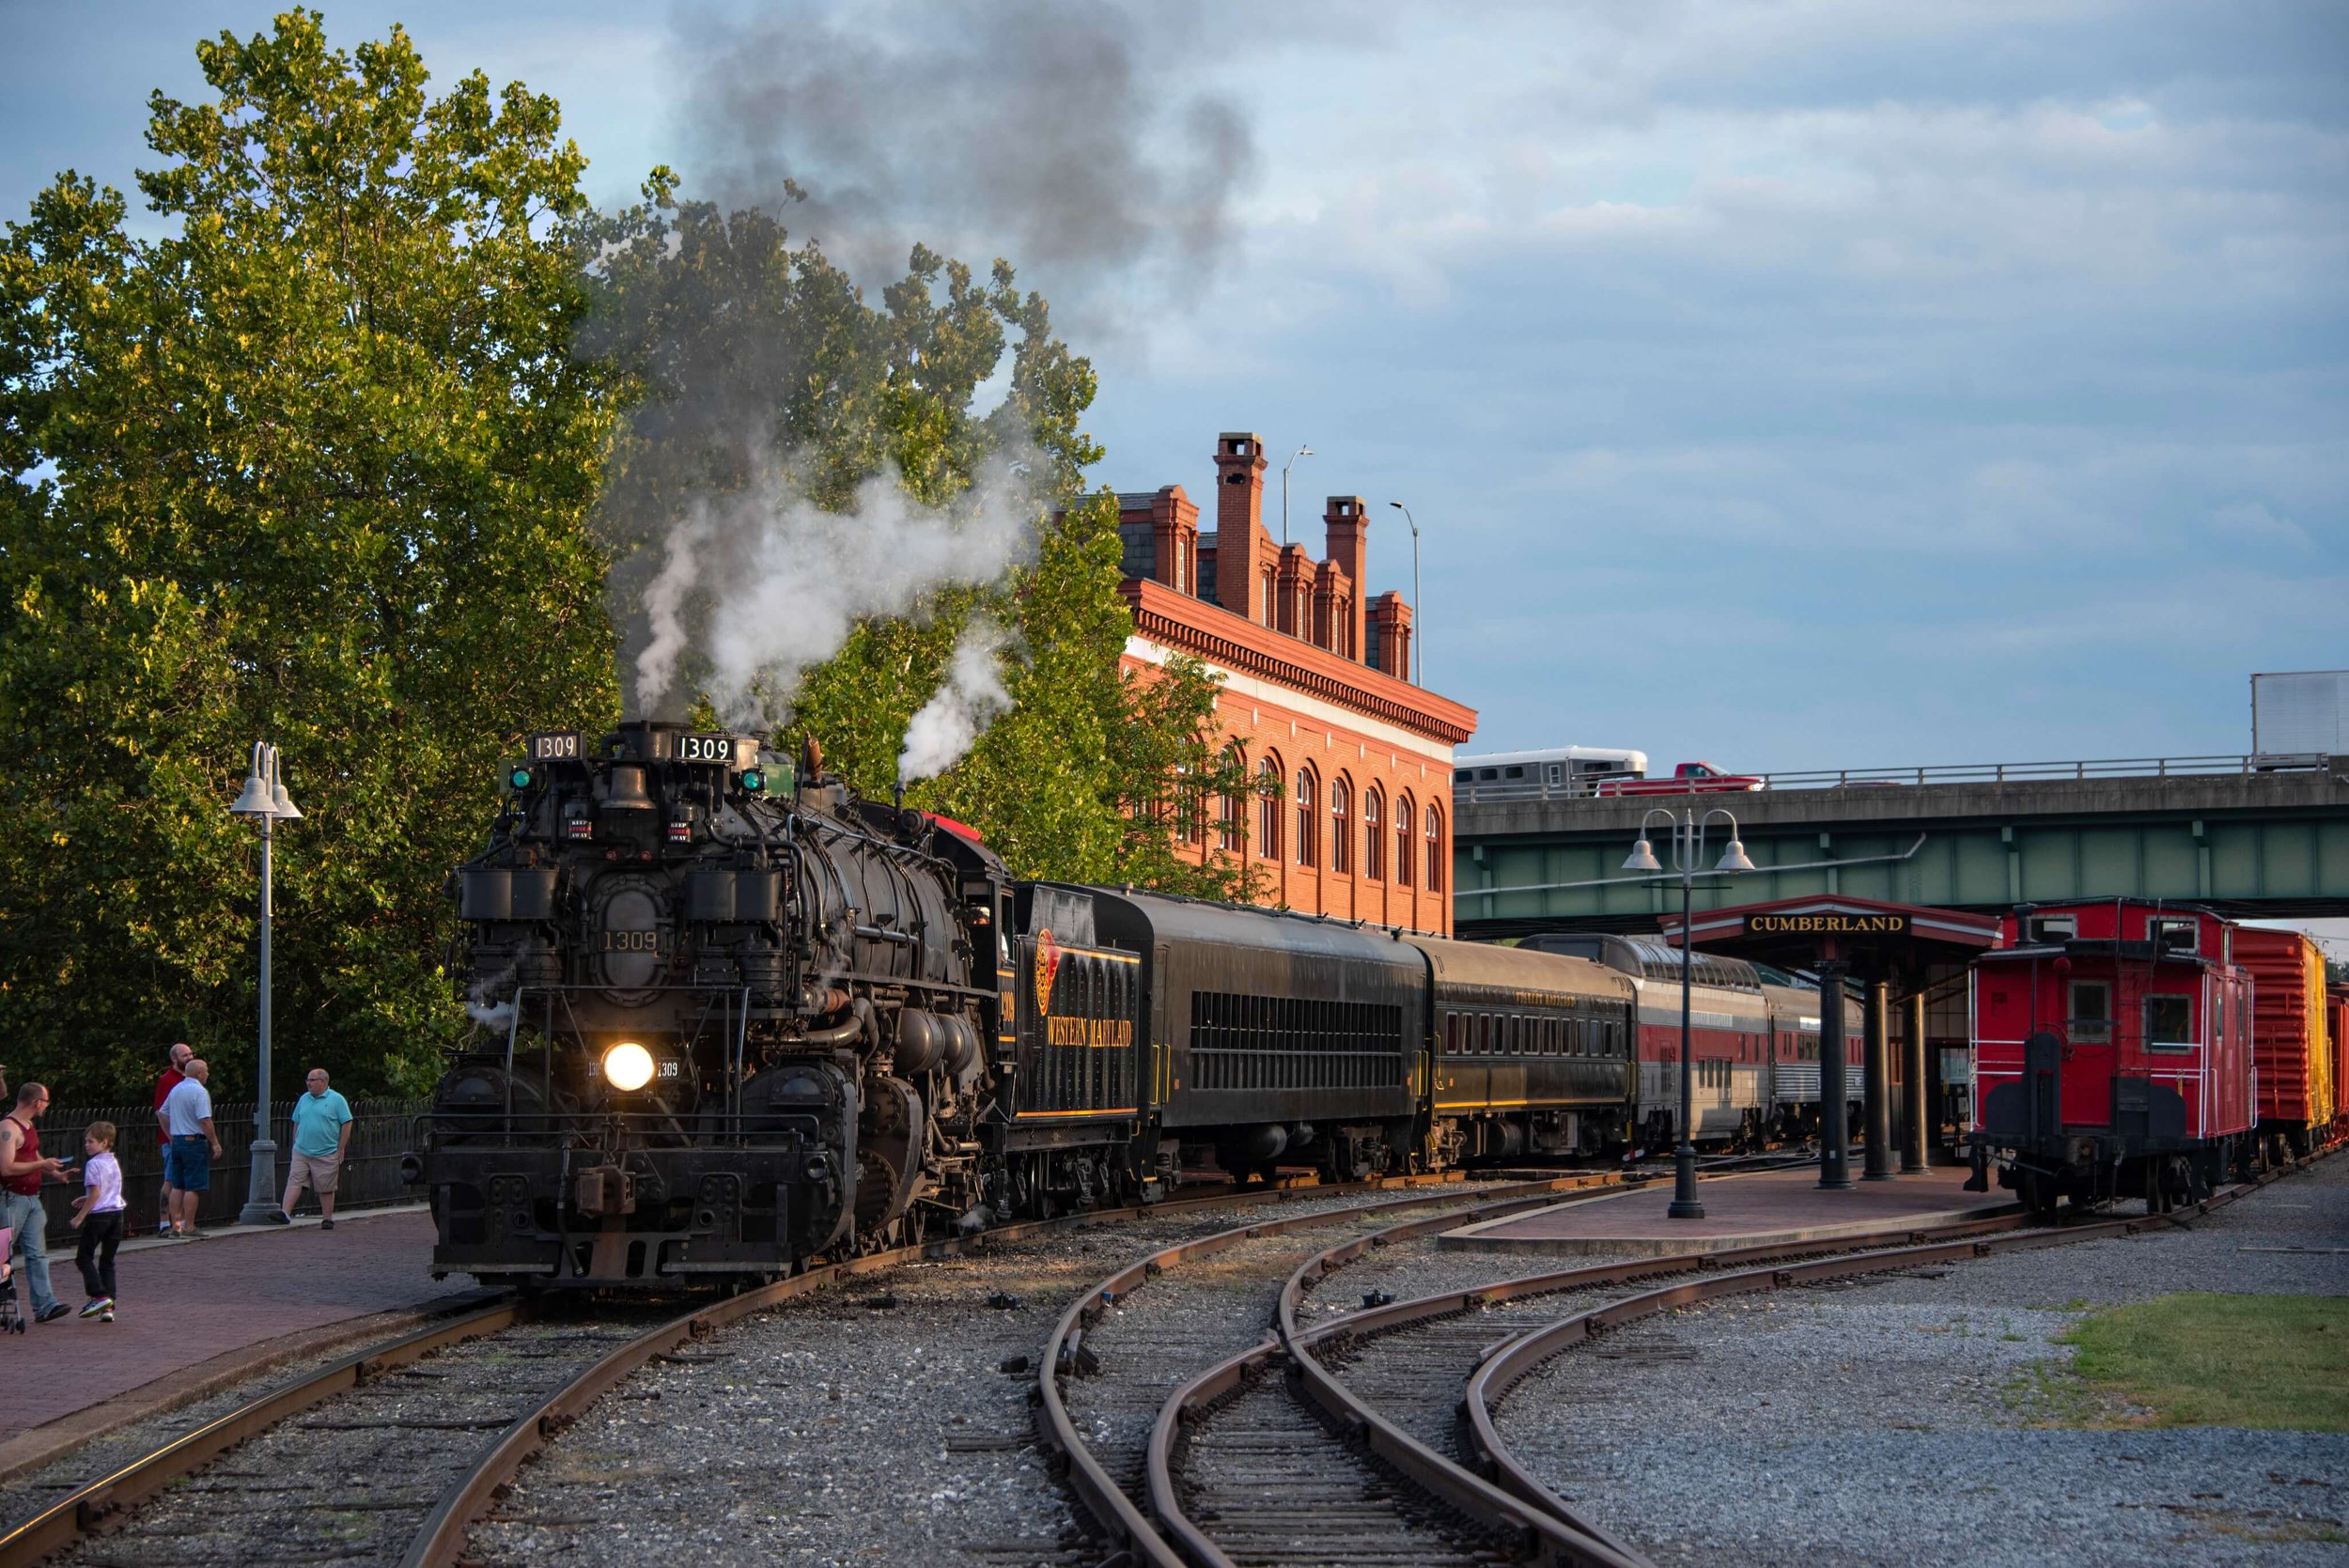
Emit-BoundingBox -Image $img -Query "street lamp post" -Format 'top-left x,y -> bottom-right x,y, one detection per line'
1281,444 -> 1314,546
1623,806 -> 1755,1219
229,741 -> 301,1226
1386,501 -> 1422,684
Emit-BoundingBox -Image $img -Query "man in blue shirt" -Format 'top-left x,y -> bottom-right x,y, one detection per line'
275,1068 -> 353,1230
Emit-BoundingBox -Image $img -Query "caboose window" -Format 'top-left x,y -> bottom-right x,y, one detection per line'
2144,995 -> 2193,1052
2151,917 -> 2198,955
2067,980 -> 2112,1045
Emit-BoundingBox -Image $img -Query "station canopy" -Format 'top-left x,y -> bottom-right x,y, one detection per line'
1656,894 -> 2002,970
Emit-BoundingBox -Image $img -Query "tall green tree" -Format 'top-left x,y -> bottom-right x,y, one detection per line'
583,188 -> 1263,897
0,13 -> 619,1100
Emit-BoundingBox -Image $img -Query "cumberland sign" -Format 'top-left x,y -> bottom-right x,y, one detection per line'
1744,912 -> 1909,937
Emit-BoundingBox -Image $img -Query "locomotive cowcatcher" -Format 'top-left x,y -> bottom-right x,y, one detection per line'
1968,900 -> 2255,1213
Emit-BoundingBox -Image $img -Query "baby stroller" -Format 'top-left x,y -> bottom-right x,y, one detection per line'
0,1226 -> 21,1334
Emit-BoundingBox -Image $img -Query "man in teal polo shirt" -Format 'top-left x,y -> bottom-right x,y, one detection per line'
275,1068 -> 353,1229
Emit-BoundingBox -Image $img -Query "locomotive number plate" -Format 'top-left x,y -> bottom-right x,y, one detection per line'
677,734 -> 735,764
529,730 -> 583,761
599,930 -> 668,953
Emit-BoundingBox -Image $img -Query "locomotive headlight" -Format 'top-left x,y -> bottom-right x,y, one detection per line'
602,1041 -> 657,1093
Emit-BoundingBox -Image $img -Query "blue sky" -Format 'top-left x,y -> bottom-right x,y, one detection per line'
5,1 -> 2344,772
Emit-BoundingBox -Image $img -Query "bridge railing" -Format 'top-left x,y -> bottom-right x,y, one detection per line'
1453,753 -> 2333,805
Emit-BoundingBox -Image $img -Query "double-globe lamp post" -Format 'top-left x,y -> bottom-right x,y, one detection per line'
229,741 -> 302,1226
1622,806 -> 1754,1219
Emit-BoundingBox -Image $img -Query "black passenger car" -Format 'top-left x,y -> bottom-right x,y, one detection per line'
1078,888 -> 1427,1180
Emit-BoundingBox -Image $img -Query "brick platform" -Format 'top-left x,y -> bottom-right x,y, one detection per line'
1440,1165 -> 2015,1256
0,1206 -> 476,1476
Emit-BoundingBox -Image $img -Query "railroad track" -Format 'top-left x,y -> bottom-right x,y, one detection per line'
1052,1151 -> 2330,1568
1037,1159 -> 1808,1567
0,1168 -> 1515,1568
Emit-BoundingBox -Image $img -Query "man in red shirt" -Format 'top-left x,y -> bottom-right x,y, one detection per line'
151,1042 -> 191,1238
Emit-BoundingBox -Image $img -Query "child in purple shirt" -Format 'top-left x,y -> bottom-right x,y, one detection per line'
70,1121 -> 124,1321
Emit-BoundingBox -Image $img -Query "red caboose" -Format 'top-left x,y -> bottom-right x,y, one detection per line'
1968,900 -> 2254,1213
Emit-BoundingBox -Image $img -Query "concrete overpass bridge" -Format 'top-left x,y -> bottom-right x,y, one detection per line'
1452,753 -> 2349,939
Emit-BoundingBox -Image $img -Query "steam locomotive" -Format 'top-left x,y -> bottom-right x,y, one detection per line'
422,721 -> 1855,1290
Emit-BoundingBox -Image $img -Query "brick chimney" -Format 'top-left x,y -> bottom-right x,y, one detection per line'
1150,485 -> 1199,595
1276,542 -> 1312,639
1367,592 -> 1412,682
1323,496 -> 1368,661
1213,432 -> 1269,623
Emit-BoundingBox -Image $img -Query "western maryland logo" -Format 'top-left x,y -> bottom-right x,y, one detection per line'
1034,928 -> 1061,1016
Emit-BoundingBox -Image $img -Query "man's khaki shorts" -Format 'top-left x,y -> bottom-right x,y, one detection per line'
289,1149 -> 344,1194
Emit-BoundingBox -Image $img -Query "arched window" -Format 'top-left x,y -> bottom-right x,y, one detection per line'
1218,744 -> 1246,852
1294,767 -> 1318,867
1257,756 -> 1283,860
1362,788 -> 1383,880
1393,792 -> 1415,887
1330,778 -> 1351,875
1425,803 -> 1445,892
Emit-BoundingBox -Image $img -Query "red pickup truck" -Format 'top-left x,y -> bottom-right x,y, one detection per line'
1595,761 -> 1765,796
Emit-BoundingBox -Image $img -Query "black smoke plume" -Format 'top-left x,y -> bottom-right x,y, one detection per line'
670,0 -> 1257,316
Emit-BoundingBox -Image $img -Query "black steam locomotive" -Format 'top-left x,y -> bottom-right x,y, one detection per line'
423,720 -> 1845,1290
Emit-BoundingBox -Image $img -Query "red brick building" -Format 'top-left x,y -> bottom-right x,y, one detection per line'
1118,432 -> 1477,935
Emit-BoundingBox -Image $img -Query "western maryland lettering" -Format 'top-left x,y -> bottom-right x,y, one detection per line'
1044,1015 -> 1136,1049
1744,913 -> 1909,935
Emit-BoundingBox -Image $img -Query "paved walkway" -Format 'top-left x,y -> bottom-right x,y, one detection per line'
0,1204 -> 475,1470
1442,1164 -> 2015,1255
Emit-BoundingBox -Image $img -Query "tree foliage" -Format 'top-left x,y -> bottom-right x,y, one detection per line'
581,189 -> 1263,897
0,13 -> 619,1101
0,15 -> 1263,1104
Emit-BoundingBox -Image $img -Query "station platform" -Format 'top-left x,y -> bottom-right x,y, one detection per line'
1440,1164 -> 2015,1256
0,1205 -> 477,1481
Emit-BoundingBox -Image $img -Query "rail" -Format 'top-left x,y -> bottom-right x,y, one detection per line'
1453,753 -> 2336,805
1462,1151 -> 2334,1542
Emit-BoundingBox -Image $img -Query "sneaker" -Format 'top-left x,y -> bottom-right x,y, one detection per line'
319,1219 -> 335,1231
100,1309 -> 113,1323
36,1303 -> 72,1324
179,1229 -> 208,1241
77,1297 -> 111,1320
155,1221 -> 172,1238
264,1212 -> 291,1226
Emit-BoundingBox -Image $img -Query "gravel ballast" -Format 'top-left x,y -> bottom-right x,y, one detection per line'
1494,1157 -> 2349,1567
467,1178 -> 1550,1566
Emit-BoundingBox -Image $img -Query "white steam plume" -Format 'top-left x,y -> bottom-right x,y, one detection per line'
898,618 -> 1015,784
632,445 -> 1038,725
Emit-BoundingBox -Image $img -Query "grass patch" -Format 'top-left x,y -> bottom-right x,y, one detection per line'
2053,1292 -> 2349,1431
